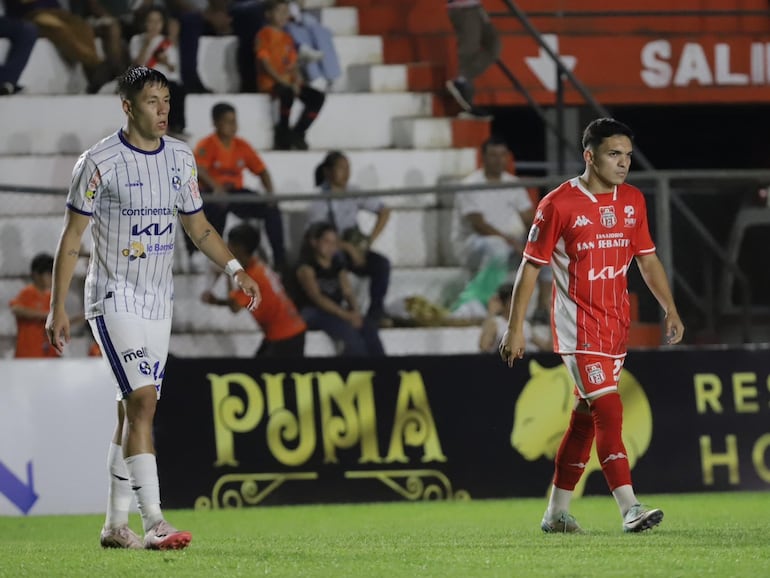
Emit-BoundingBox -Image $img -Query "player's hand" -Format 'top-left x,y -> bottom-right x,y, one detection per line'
664,310 -> 685,345
499,328 -> 526,368
200,290 -> 216,304
234,270 -> 261,311
45,308 -> 71,355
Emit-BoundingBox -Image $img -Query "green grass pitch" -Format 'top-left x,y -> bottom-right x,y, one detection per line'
1,492 -> 768,577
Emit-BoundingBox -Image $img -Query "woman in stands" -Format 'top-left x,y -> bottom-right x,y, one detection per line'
307,151 -> 392,325
294,221 -> 385,356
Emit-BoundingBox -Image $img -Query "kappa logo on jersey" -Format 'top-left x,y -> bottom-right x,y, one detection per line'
585,362 -> 606,385
534,209 -> 545,223
599,206 -> 617,228
122,241 -> 147,261
572,215 -> 593,228
624,205 -> 636,227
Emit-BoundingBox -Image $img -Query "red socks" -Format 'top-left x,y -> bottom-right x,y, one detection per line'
590,393 -> 632,490
553,409 -> 594,490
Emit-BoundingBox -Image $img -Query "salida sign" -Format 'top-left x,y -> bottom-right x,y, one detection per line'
513,34 -> 770,104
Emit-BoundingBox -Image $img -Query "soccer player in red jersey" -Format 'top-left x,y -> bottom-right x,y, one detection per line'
499,118 -> 684,533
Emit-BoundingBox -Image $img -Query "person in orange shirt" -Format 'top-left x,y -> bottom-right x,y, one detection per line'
202,223 -> 306,357
192,101 -> 286,271
255,0 -> 325,150
9,253 -> 59,358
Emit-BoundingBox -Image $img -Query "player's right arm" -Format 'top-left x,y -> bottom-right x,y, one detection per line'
499,260 -> 541,367
46,209 -> 90,354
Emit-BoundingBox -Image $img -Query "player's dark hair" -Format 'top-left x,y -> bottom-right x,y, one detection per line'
30,253 -> 54,275
582,118 -> 634,151
299,221 -> 337,262
227,223 -> 261,255
481,135 -> 509,155
118,66 -> 168,103
314,150 -> 347,187
212,102 -> 235,123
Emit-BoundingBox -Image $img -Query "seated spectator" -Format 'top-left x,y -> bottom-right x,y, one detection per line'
202,223 -> 307,357
287,0 -> 341,91
129,6 -> 187,138
295,222 -> 385,357
451,136 -> 551,320
5,0 -> 113,93
9,253 -> 58,358
478,282 -> 551,354
191,102 -> 287,270
78,0 -> 129,77
308,151 -> 391,324
0,15 -> 37,95
256,0 -> 325,150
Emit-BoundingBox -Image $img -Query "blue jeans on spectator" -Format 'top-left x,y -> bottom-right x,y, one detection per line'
340,250 -> 390,321
0,17 -> 37,90
287,13 -> 341,85
301,306 -> 385,356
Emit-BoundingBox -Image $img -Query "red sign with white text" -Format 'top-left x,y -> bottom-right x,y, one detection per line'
480,34 -> 770,105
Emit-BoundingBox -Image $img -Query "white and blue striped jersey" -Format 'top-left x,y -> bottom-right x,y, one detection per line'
67,130 -> 203,320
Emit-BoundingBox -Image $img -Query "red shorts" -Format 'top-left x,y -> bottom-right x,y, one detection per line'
561,353 -> 626,400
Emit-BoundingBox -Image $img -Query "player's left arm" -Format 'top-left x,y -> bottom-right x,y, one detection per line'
180,211 -> 261,310
635,252 -> 685,344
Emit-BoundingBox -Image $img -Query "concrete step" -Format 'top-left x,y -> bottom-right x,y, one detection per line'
0,147 -> 477,210
392,116 -> 491,149
316,6 -> 359,36
0,92 -> 433,155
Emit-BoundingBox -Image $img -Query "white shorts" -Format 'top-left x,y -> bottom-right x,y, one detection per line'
88,311 -> 172,401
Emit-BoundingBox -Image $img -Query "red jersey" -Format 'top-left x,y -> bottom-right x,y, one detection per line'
9,284 -> 58,358
229,258 -> 306,341
523,178 -> 656,356
194,134 -> 266,191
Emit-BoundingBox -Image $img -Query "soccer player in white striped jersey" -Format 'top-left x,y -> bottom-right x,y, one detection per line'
45,66 -> 261,550
499,118 -> 684,534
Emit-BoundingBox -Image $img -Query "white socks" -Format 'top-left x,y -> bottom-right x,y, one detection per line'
546,485 -> 574,519
612,484 -> 638,516
124,453 -> 163,532
104,443 -> 133,529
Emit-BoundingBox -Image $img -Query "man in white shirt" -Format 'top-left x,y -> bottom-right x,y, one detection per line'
451,136 -> 552,319
46,66 -> 261,551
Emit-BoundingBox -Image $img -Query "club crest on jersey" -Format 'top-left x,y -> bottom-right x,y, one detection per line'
137,360 -> 152,376
171,175 -> 181,190
599,206 -> 617,228
122,241 -> 147,261
585,362 -> 606,385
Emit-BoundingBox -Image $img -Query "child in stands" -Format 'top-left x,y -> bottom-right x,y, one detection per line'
255,0 -> 325,150
202,223 -> 306,357
9,253 -> 58,358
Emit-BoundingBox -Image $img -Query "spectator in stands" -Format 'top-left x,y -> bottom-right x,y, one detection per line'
287,0 -> 341,91
0,15 -> 37,95
295,221 -> 385,356
445,0 -> 500,118
5,0 -> 113,93
78,0 -> 129,77
256,0 -> 325,150
9,253 -> 58,358
202,223 -> 306,356
479,282 -> 551,354
130,7 -> 187,139
308,151 -> 392,324
191,101 -> 287,271
451,136 -> 551,320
